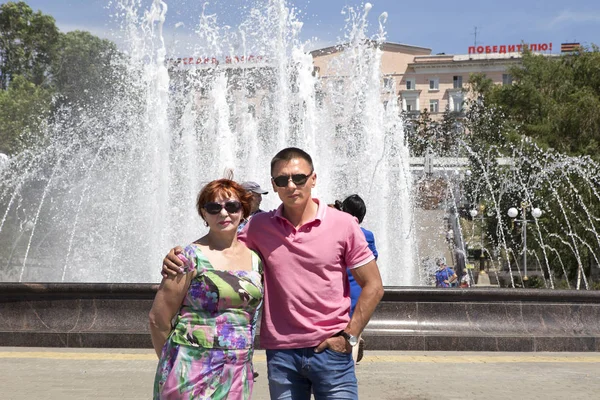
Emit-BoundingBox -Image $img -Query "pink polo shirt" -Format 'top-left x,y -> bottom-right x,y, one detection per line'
238,199 -> 374,349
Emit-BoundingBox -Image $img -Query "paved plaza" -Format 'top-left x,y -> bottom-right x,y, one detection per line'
1,348 -> 600,399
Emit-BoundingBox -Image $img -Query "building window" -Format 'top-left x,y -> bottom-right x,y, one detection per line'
383,77 -> 395,92
429,100 -> 439,113
406,78 -> 416,90
316,89 -> 325,108
383,100 -> 389,110
453,100 -> 462,112
261,96 -> 273,116
246,83 -> 256,98
502,74 -> 513,86
429,78 -> 439,91
405,99 -> 418,112
402,92 -> 419,112
453,75 -> 463,89
451,94 -> 463,112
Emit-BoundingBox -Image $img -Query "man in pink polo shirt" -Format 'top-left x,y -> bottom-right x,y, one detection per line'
162,147 -> 384,399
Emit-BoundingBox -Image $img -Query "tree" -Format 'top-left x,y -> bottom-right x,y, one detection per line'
404,107 -> 462,157
461,51 -> 600,288
51,30 -> 124,107
0,75 -> 52,154
404,108 -> 433,156
0,3 -> 126,153
487,47 -> 600,160
0,1 -> 60,89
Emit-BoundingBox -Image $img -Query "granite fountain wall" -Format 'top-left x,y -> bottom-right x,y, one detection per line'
2,283 -> 600,351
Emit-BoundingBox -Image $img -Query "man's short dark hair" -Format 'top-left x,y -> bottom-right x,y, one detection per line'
270,147 -> 314,175
341,194 -> 367,224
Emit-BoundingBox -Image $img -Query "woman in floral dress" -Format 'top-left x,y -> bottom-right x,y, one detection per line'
150,179 -> 263,400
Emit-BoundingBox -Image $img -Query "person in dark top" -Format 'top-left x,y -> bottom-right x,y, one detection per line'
237,181 -> 268,232
334,194 -> 378,363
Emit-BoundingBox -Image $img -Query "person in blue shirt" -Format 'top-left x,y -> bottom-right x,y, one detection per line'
334,194 -> 378,364
435,258 -> 457,288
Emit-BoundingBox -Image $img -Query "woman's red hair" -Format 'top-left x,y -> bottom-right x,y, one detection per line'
196,179 -> 253,222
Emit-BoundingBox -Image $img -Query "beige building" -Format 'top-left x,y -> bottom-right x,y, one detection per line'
311,42 -> 522,118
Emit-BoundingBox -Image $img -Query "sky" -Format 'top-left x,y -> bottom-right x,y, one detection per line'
20,0 -> 600,55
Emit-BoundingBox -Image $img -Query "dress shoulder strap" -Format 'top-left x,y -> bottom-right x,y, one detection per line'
250,250 -> 263,275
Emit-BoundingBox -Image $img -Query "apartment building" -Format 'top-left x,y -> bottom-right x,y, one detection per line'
311,42 -> 537,118
166,41 -> 558,124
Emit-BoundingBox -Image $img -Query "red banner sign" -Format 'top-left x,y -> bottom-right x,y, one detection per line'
468,43 -> 553,54
167,55 -> 265,67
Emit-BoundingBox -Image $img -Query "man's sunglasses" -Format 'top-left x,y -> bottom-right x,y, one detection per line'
203,201 -> 242,215
272,172 -> 313,188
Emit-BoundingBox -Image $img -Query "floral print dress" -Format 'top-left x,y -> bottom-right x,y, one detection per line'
153,244 -> 263,400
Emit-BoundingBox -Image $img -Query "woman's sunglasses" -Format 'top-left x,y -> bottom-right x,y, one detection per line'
203,201 -> 242,215
272,172 -> 313,188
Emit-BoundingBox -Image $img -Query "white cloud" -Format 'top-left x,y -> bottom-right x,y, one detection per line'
55,22 -> 191,54
549,10 -> 600,27
56,22 -> 116,39
305,38 -> 338,52
55,20 -> 340,56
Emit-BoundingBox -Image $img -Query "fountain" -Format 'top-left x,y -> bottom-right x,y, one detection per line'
1,0 -> 600,351
0,0 -> 414,286
431,101 -> 600,290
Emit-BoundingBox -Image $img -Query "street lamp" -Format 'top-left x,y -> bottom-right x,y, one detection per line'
469,204 -> 487,274
507,202 -> 543,282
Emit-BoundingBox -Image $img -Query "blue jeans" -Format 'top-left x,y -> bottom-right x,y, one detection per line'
266,348 -> 358,400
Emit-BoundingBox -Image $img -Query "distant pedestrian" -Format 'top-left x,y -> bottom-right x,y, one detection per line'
435,258 -> 457,288
459,270 -> 471,288
237,181 -> 268,232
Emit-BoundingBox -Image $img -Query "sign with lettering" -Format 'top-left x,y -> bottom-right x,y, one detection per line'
468,43 -> 553,54
167,55 -> 265,68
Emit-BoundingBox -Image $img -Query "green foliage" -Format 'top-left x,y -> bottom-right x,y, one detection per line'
487,48 -> 600,160
554,279 -> 572,289
0,1 -> 60,89
0,74 -> 52,154
404,107 -> 462,157
523,275 -> 546,288
51,30 -> 124,107
0,2 -> 126,155
467,72 -> 495,97
460,49 -> 600,288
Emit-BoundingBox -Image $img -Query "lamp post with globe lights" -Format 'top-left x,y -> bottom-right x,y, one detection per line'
469,204 -> 487,274
507,202 -> 543,283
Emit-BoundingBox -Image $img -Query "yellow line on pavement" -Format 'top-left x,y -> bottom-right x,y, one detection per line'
0,352 -> 599,363
0,352 -> 158,361
360,355 -> 600,363
0,352 -> 267,362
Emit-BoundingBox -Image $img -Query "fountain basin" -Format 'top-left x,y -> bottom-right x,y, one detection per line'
1,283 -> 600,351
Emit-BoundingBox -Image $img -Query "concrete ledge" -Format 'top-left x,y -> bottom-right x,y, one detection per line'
2,283 -> 600,351
364,287 -> 600,351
